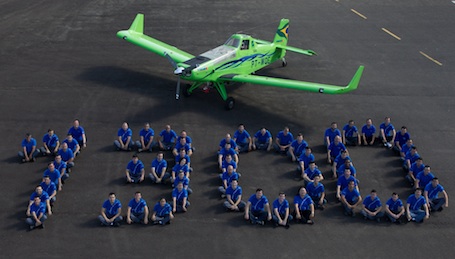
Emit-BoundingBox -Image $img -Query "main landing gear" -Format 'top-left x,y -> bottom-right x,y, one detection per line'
282,58 -> 287,67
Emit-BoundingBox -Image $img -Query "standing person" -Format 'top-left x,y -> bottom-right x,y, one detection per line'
341,180 -> 362,217
361,118 -> 376,146
40,129 -> 60,156
68,119 -> 87,148
379,117 -> 396,148
152,198 -> 174,225
424,178 -> 449,212
150,152 -> 169,184
324,122 -> 341,148
26,196 -> 47,230
233,124 -> 252,153
272,192 -> 292,228
361,189 -> 384,222
114,122 -> 133,151
126,191 -> 149,225
125,154 -> 145,184
223,180 -> 246,212
342,120 -> 361,146
136,122 -> 155,153
306,175 -> 326,210
274,127 -> 294,154
406,188 -> 429,223
158,124 -> 177,151
172,182 -> 190,213
18,133 -> 40,163
98,193 -> 123,227
244,188 -> 272,225
253,127 -> 273,151
293,186 -> 315,224
385,193 -> 405,224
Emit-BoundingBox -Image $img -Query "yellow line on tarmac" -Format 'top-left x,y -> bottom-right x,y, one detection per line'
351,9 -> 367,19
419,51 -> 443,66
381,28 -> 401,40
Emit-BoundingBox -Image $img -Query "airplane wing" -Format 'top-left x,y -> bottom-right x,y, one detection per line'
219,66 -> 364,94
255,39 -> 317,56
117,14 -> 194,64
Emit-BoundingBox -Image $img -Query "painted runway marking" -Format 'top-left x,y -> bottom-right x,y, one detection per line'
419,51 -> 443,66
351,9 -> 367,19
381,28 -> 401,40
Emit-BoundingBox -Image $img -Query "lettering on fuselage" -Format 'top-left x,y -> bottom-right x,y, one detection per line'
251,55 -> 271,68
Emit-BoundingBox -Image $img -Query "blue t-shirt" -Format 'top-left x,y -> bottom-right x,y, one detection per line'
273,199 -> 290,215
174,176 -> 190,188
401,144 -> 414,155
306,182 -> 325,199
341,187 -> 361,204
343,124 -> 358,137
407,194 -> 426,211
363,195 -> 382,212
386,198 -> 403,212
221,160 -> 237,171
172,163 -> 189,176
416,172 -> 435,188
394,132 -> 411,147
219,148 -> 236,160
425,183 -> 445,200
304,167 -> 322,180
40,181 -> 56,196
154,202 -> 172,217
174,143 -> 191,154
117,128 -> 132,143
126,160 -> 145,176
254,130 -> 272,143
58,148 -> 74,162
248,194 -> 269,212
63,139 -> 79,152
30,191 -> 50,203
151,158 -> 167,175
234,130 -> 251,144
139,128 -> 154,144
128,198 -> 147,214
337,175 -> 358,190
43,169 -> 61,186
276,131 -> 294,145
380,123 -> 395,137
291,140 -> 308,156
22,138 -> 37,153
328,142 -> 346,158
337,164 -> 356,176
226,186 -> 242,202
409,162 -> 425,177
102,199 -> 122,217
29,202 -> 47,216
53,160 -> 67,173
43,134 -> 59,148
172,188 -> 188,202
68,126 -> 85,142
221,172 -> 239,184
324,128 -> 341,143
294,194 -> 313,211
334,154 -> 351,169
298,153 -> 315,169
160,129 -> 177,143
405,151 -> 421,165
219,138 -> 237,150
362,125 -> 376,137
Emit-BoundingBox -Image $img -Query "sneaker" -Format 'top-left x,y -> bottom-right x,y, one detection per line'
257,221 -> 264,226
306,220 -> 314,225
158,221 -> 163,225
138,148 -> 143,153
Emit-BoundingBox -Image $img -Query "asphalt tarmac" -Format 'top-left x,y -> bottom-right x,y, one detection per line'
1,0 -> 454,257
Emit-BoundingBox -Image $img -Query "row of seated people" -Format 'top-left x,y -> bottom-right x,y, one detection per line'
24,120 -> 86,230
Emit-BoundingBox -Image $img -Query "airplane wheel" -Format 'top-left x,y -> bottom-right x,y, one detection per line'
183,84 -> 192,97
225,97 -> 235,110
282,60 -> 287,67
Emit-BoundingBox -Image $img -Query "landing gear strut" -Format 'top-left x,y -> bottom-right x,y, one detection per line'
282,58 -> 287,67
225,97 -> 235,110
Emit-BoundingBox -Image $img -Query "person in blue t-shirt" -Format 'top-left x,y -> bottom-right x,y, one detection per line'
424,178 -> 449,212
403,146 -> 421,172
150,152 -> 169,184
179,130 -> 195,153
175,171 -> 192,194
68,119 -> 87,148
218,165 -> 239,196
18,133 -> 40,163
114,122 -> 133,151
385,193 -> 405,224
172,182 -> 190,213
406,188 -> 429,223
125,154 -> 145,184
253,128 -> 273,151
40,129 -> 60,156
274,127 -> 294,154
379,117 -> 396,149
341,180 -> 362,217
324,122 -> 341,147
136,122 -> 155,153
361,118 -> 376,146
234,124 -> 252,153
293,186 -> 315,224
26,196 -> 47,230
43,162 -> 62,192
336,169 -> 358,201
224,180 -> 246,212
98,192 -> 123,226
171,158 -> 190,184
306,175 -> 326,210
361,189 -> 384,222
288,133 -> 308,162
126,191 -> 149,225
173,138 -> 193,157
218,143 -> 238,171
63,134 -> 80,156
393,126 -> 410,155
332,150 -> 350,178
152,198 -> 174,225
342,120 -> 361,146
272,192 -> 293,228
219,133 -> 238,153
337,159 -> 357,178
53,154 -> 69,182
298,147 -> 315,175
245,188 -> 272,225
40,176 -> 57,205
28,185 -> 52,216
406,157 -> 424,186
58,142 -> 75,169
158,124 -> 177,151
327,136 -> 346,167
302,161 -> 324,183
415,165 -> 434,189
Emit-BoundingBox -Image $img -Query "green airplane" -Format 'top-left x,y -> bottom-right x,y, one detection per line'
117,14 -> 364,110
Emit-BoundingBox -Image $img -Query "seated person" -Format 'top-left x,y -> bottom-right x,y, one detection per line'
26,196 -> 47,230
63,134 -> 80,156
336,169 -> 358,201
58,142 -> 75,169
174,171 -> 192,194
361,189 -> 384,222
43,162 -> 62,192
171,158 -> 190,184
385,193 -> 405,224
173,138 -> 193,157
253,128 -> 273,151
244,188 -> 272,225
218,165 -> 239,196
218,143 -> 238,171
406,188 -> 429,223
406,157 -> 424,186
302,161 -> 324,183
40,129 -> 60,156
150,152 -> 169,184
274,127 -> 294,154
18,133 -> 40,163
298,147 -> 315,174
152,198 -> 174,225
179,130 -> 194,153
403,146 -> 420,172
114,122 -> 133,151
337,159 -> 357,178
126,191 -> 149,225
306,175 -> 326,210
324,122 -> 341,147
136,122 -> 155,152
219,133 -> 237,152
40,176 -> 57,205
342,120 -> 361,146
341,180 -> 362,217
68,119 -> 87,148
424,178 -> 449,212
223,180 -> 246,212
288,133 -> 308,162
379,117 -> 396,148
272,192 -> 293,228
125,154 -> 145,184
293,186 -> 315,224
332,150 -> 350,178
361,118 -> 376,146
233,124 -> 252,153
172,182 -> 190,213
98,192 -> 123,226
29,185 -> 52,216
327,136 -> 346,166
415,165 -> 434,189
400,139 -> 414,161
221,154 -> 237,173
394,126 -> 411,155
158,124 -> 177,151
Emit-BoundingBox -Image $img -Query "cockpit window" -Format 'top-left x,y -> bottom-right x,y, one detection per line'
241,40 -> 249,50
224,37 -> 240,48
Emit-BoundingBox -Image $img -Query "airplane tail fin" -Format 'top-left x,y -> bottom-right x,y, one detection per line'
128,13 -> 144,34
273,19 -> 289,46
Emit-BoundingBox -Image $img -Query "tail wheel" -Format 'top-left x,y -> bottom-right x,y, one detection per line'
183,84 -> 192,97
225,97 -> 235,110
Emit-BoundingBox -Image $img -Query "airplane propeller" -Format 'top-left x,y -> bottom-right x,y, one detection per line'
164,53 -> 184,100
